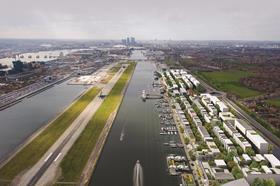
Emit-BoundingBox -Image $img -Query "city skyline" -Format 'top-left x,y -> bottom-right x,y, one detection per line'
0,0 -> 280,40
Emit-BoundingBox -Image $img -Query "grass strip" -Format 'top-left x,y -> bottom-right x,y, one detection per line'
0,87 -> 100,180
58,62 -> 136,182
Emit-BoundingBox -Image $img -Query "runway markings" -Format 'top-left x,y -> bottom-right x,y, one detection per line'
54,153 -> 62,162
44,152 -> 53,162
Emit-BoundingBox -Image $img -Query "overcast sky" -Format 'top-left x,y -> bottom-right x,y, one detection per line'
0,0 -> 280,40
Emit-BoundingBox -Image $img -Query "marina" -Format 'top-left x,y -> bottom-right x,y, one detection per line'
166,154 -> 189,176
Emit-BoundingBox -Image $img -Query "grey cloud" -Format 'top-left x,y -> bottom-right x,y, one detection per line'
0,0 -> 279,40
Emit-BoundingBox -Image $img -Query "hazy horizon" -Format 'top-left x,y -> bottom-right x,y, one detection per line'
1,0 -> 280,40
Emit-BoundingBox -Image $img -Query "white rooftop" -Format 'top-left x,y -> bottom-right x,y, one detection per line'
264,154 -> 280,168
255,154 -> 266,162
247,130 -> 268,144
215,159 -> 227,167
222,178 -> 250,186
242,154 -> 252,161
261,165 -> 272,174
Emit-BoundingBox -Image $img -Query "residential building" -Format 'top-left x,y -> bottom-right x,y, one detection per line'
219,112 -> 236,124
246,130 -> 269,154
264,154 -> 280,168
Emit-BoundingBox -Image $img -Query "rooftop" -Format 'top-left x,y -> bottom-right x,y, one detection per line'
264,154 -> 280,167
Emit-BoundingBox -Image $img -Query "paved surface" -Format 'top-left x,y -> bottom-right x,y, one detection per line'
17,64 -> 125,186
80,66 -> 133,185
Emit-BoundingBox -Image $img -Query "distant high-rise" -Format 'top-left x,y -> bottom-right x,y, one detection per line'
130,37 -> 136,45
121,39 -> 126,45
12,60 -> 24,73
121,36 -> 136,46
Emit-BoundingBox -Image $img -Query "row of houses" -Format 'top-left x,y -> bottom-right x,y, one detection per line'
218,110 -> 269,154
173,97 -> 194,141
201,95 -> 218,116
163,69 -> 280,185
234,119 -> 269,154
182,76 -> 193,89
176,95 -> 220,157
193,93 -> 279,184
217,110 -> 280,184
202,160 -> 235,181
196,94 -> 280,184
193,99 -> 211,123
165,71 -> 178,89
164,72 -> 189,97
182,99 -> 221,157
201,93 -> 230,114
234,153 -> 280,185
213,126 -> 236,153
169,69 -> 200,88
219,112 -> 236,124
223,121 -> 252,151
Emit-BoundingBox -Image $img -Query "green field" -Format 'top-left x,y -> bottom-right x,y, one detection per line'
0,87 -> 100,180
266,98 -> 280,107
58,63 -> 136,182
198,70 -> 261,98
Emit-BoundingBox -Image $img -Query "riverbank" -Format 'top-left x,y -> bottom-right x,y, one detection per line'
80,63 -> 134,185
0,75 -> 71,111
0,87 -> 100,183
57,62 -> 136,183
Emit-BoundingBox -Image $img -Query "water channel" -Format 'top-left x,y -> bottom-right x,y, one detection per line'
0,80 -> 86,161
90,50 -> 184,186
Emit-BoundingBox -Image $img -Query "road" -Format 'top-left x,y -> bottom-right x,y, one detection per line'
17,64 -> 126,186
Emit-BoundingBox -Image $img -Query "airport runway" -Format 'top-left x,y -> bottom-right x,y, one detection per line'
18,64 -> 126,186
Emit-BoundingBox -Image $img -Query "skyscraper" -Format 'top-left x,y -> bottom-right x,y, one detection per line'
130,37 -> 136,45
121,36 -> 136,45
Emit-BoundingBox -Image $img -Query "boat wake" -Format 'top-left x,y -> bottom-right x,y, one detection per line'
120,127 -> 125,141
133,160 -> 144,186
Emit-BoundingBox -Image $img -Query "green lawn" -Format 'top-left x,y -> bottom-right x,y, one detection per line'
266,98 -> 280,107
58,62 -> 136,182
198,70 -> 261,98
0,87 -> 100,180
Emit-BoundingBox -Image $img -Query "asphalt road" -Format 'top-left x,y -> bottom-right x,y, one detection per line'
27,117 -> 86,186
18,64 -> 125,186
